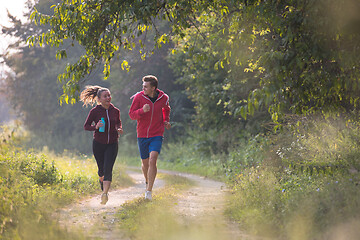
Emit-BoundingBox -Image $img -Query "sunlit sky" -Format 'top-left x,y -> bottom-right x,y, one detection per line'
0,0 -> 31,75
0,0 -> 30,49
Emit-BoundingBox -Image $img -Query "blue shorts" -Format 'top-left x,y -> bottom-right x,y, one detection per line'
137,136 -> 164,159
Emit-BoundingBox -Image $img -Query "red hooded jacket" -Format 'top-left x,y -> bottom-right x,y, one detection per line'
129,89 -> 170,138
84,103 -> 122,144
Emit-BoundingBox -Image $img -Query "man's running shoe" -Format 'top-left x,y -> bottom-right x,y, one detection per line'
145,191 -> 152,201
100,193 -> 108,205
99,179 -> 103,191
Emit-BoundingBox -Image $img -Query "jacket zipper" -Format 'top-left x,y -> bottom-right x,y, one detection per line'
145,94 -> 164,138
106,109 -> 110,144
147,102 -> 154,138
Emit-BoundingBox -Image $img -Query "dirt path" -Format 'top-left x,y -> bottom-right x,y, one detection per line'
57,169 -> 250,240
57,170 -> 165,239
161,170 -> 254,240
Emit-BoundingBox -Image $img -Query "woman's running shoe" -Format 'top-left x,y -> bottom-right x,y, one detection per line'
100,193 -> 108,205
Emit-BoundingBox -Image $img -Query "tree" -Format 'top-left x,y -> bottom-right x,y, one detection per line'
218,0 -> 360,122
2,0 -> 103,153
28,0 -> 224,102
168,4 -> 270,153
170,0 -> 360,126
28,0 -> 360,127
105,21 -> 194,142
2,0 -> 195,152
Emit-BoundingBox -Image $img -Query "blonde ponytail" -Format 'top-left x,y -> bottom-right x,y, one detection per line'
80,85 -> 109,106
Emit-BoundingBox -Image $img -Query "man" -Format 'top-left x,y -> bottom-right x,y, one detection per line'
129,75 -> 171,200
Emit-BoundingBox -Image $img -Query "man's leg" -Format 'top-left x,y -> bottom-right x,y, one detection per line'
138,138 -> 150,186
142,158 -> 149,184
147,151 -> 158,191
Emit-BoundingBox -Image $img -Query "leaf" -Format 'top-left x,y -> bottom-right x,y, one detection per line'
240,106 -> 247,120
121,60 -> 129,71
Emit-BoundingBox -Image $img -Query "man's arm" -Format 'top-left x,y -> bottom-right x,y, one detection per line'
129,95 -> 145,120
163,96 -> 171,129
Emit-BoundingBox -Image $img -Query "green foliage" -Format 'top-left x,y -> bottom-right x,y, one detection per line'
18,154 -> 59,186
0,121 -> 24,153
0,125 -> 132,239
226,118 -> 360,239
223,0 -> 360,121
157,117 -> 360,239
21,0 -> 360,152
225,133 -> 269,172
28,0 -> 219,101
169,4 -> 264,128
169,0 -> 360,127
1,0 -> 111,154
0,150 -> 85,239
105,23 -> 194,143
160,133 -> 228,179
3,0 -> 195,152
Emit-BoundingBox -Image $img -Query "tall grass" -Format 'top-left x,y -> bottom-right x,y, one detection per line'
3,117 -> 360,239
226,119 -> 360,239
159,140 -> 227,180
0,124 -> 133,239
157,118 -> 360,239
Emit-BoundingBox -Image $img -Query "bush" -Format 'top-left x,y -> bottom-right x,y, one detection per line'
0,125 -> 133,239
226,119 -> 360,239
160,139 -> 225,179
18,154 -> 60,185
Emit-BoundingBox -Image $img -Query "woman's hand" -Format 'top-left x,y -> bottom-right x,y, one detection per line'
117,128 -> 123,135
96,120 -> 104,129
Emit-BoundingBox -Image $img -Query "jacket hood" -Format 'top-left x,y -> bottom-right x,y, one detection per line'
95,103 -> 115,110
130,89 -> 165,99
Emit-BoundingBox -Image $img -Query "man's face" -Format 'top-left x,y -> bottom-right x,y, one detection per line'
142,81 -> 155,96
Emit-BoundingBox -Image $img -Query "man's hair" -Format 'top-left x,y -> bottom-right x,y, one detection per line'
142,75 -> 158,89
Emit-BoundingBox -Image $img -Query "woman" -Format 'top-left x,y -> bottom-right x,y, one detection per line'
81,85 -> 123,205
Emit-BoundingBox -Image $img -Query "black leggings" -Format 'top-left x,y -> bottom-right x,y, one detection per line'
92,140 -> 118,181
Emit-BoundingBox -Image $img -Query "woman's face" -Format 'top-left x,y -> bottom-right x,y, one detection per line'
99,90 -> 111,106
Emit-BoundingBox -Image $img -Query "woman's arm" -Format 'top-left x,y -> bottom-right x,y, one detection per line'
84,109 -> 97,131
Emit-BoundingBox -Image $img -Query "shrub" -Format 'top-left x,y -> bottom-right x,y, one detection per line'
226,119 -> 360,239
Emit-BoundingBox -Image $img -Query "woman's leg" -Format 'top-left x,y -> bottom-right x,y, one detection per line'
103,142 -> 119,194
92,139 -> 106,182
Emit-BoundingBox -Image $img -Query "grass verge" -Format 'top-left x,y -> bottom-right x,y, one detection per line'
133,118 -> 360,240
113,173 -> 240,240
225,119 -> 360,239
114,173 -> 194,239
0,125 -> 133,239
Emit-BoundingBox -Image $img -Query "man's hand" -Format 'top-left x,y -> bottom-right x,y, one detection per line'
164,121 -> 171,130
143,104 -> 150,113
